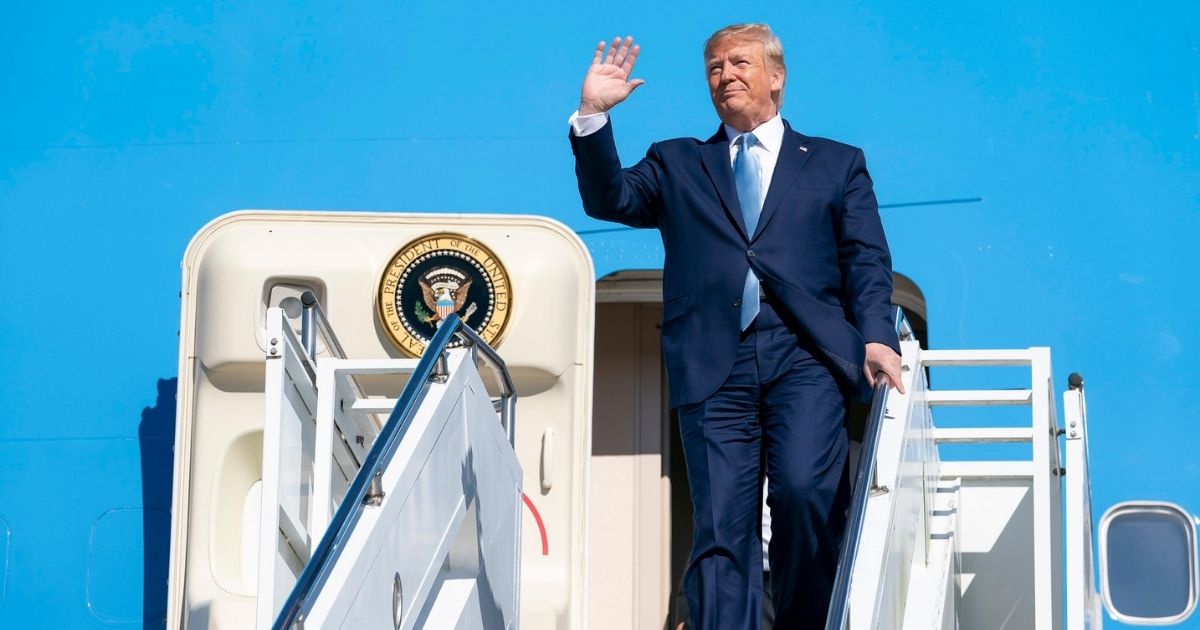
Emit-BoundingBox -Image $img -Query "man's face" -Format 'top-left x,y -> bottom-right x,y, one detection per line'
706,38 -> 784,131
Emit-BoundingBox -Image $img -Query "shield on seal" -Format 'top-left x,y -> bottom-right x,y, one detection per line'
435,289 -> 455,320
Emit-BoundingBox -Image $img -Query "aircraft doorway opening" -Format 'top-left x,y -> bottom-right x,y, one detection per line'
588,270 -> 928,630
590,270 -> 684,630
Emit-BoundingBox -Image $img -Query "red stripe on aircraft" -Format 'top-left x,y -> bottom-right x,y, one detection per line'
522,492 -> 549,555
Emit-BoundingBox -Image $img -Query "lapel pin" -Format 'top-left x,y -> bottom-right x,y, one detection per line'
799,146 -> 809,152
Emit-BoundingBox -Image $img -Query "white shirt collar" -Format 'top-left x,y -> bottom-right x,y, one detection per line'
724,114 -> 784,154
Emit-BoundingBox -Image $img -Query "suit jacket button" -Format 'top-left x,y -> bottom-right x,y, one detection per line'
747,249 -> 756,258
732,298 -> 742,308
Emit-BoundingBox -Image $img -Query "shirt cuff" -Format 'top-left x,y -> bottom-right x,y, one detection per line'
568,110 -> 610,136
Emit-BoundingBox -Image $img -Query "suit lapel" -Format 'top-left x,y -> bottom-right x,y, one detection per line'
698,127 -> 750,240
753,122 -> 813,241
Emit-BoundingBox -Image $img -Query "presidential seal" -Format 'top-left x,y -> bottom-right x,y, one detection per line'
377,233 -> 512,357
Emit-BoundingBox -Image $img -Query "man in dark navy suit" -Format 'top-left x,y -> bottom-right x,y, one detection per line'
569,24 -> 904,630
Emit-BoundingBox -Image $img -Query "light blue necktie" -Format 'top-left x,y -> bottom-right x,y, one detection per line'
735,132 -> 762,330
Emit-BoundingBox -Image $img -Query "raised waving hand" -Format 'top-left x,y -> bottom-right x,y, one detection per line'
579,36 -> 644,116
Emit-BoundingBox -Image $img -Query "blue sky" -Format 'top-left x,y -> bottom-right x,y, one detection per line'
0,1 -> 1197,627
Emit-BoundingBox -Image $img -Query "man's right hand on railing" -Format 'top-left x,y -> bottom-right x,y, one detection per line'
865,342 -> 905,394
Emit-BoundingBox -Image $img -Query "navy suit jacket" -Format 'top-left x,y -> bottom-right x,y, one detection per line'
571,119 -> 899,408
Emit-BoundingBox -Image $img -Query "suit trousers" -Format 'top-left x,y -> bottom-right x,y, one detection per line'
677,301 -> 851,630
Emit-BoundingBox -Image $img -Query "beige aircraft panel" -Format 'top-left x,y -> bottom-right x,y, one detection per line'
167,211 -> 594,629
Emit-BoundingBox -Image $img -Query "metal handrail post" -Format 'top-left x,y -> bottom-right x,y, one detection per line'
455,325 -> 519,447
300,292 -> 318,359
300,291 -> 351,360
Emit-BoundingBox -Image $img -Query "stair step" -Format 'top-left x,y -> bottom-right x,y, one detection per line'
933,427 -> 1035,443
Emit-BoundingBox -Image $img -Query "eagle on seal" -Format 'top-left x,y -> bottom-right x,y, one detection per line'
420,278 -> 472,322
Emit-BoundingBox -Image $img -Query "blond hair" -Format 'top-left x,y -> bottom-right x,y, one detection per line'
703,23 -> 787,106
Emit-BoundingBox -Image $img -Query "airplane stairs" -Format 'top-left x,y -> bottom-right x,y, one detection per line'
256,300 -> 522,630
825,320 -> 1099,629
251,297 -> 1100,629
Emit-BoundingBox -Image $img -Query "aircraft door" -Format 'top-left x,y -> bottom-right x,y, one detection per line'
170,212 -> 595,629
